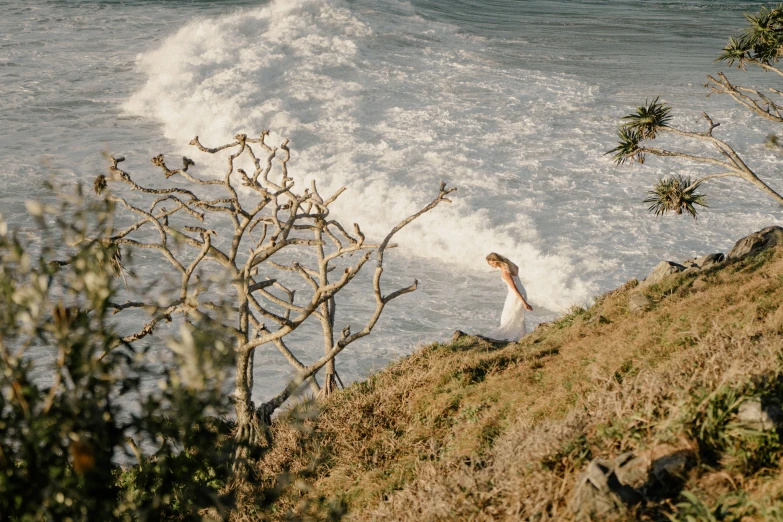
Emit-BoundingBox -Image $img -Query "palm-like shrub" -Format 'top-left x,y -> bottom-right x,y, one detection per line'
643,176 -> 707,218
718,6 -> 783,67
607,98 -> 673,167
608,6 -> 783,219
620,97 -> 672,139
607,127 -> 644,165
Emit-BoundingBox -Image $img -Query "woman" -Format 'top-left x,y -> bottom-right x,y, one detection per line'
487,252 -> 533,341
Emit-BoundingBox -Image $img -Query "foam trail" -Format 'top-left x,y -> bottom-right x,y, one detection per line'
126,0 -> 595,311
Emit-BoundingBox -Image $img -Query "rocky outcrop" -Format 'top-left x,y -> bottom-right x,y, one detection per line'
570,396 -> 783,521
639,261 -> 685,288
727,226 -> 783,260
639,253 -> 726,289
636,226 -> 782,291
570,449 -> 694,520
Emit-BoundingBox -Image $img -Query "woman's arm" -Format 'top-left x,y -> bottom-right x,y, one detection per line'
500,270 -> 533,311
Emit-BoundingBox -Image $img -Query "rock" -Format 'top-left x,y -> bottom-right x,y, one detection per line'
570,454 -> 645,520
681,253 -> 725,270
727,226 -> 783,260
650,450 -> 690,482
695,253 -> 725,269
612,452 -> 648,490
637,253 -> 722,294
640,260 -> 685,288
736,399 -> 783,431
628,292 -> 652,313
570,459 -> 622,520
570,449 -> 700,518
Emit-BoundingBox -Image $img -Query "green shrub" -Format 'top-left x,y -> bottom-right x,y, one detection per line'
0,191 -> 235,520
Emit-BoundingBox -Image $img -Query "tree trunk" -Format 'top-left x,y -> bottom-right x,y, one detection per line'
316,304 -> 339,399
319,359 -> 339,399
232,347 -> 267,474
315,222 -> 341,400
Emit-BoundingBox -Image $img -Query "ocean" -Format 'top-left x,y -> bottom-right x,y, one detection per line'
2,0 -> 781,402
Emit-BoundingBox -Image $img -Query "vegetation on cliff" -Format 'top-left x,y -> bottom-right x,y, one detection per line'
252,239 -> 783,521
3,185 -> 782,522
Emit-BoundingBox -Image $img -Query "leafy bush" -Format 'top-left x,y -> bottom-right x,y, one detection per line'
0,188 -> 235,520
683,380 -> 783,474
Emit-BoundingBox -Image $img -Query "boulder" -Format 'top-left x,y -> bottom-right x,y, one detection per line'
451,330 -> 510,349
612,452 -> 649,489
628,292 -> 651,313
736,399 -> 783,431
570,449 -> 695,519
695,253 -> 725,269
727,226 -> 783,260
681,253 -> 725,270
570,458 -> 619,520
640,261 -> 685,288
570,453 -> 645,520
650,450 -> 690,483
451,330 -> 468,342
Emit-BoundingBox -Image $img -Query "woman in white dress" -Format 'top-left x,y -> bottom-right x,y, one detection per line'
486,252 -> 533,341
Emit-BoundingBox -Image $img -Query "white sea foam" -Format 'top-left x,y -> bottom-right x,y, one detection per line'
125,0 -> 600,312
6,0 -> 783,397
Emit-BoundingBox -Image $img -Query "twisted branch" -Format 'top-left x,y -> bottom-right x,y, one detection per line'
96,133 -> 456,439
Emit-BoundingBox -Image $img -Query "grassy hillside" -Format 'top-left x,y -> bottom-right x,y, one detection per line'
243,245 -> 783,521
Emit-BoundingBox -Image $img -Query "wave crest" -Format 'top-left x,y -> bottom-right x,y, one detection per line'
125,0 -> 594,311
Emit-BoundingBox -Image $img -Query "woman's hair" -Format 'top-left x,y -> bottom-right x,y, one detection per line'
486,252 -> 518,275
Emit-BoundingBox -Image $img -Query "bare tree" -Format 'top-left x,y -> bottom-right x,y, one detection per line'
92,131 -> 455,452
608,6 -> 783,218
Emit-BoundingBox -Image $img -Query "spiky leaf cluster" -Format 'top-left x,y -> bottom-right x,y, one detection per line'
719,5 -> 783,66
606,98 -> 671,165
643,175 -> 708,218
621,97 -> 672,139
607,127 -> 644,165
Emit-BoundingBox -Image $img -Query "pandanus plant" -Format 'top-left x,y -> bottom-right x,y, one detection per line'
608,5 -> 783,218
608,98 -> 783,218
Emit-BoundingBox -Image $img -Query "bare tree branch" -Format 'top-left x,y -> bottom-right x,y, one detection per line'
96,133 -> 456,450
610,102 -> 783,216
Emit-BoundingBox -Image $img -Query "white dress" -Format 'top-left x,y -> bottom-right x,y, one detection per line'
496,274 -> 528,341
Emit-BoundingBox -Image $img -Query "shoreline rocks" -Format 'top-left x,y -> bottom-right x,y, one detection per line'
630,226 -> 781,313
638,227 -> 782,289
727,226 -> 783,260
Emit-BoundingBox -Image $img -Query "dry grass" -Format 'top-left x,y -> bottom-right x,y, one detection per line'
238,247 -> 783,521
